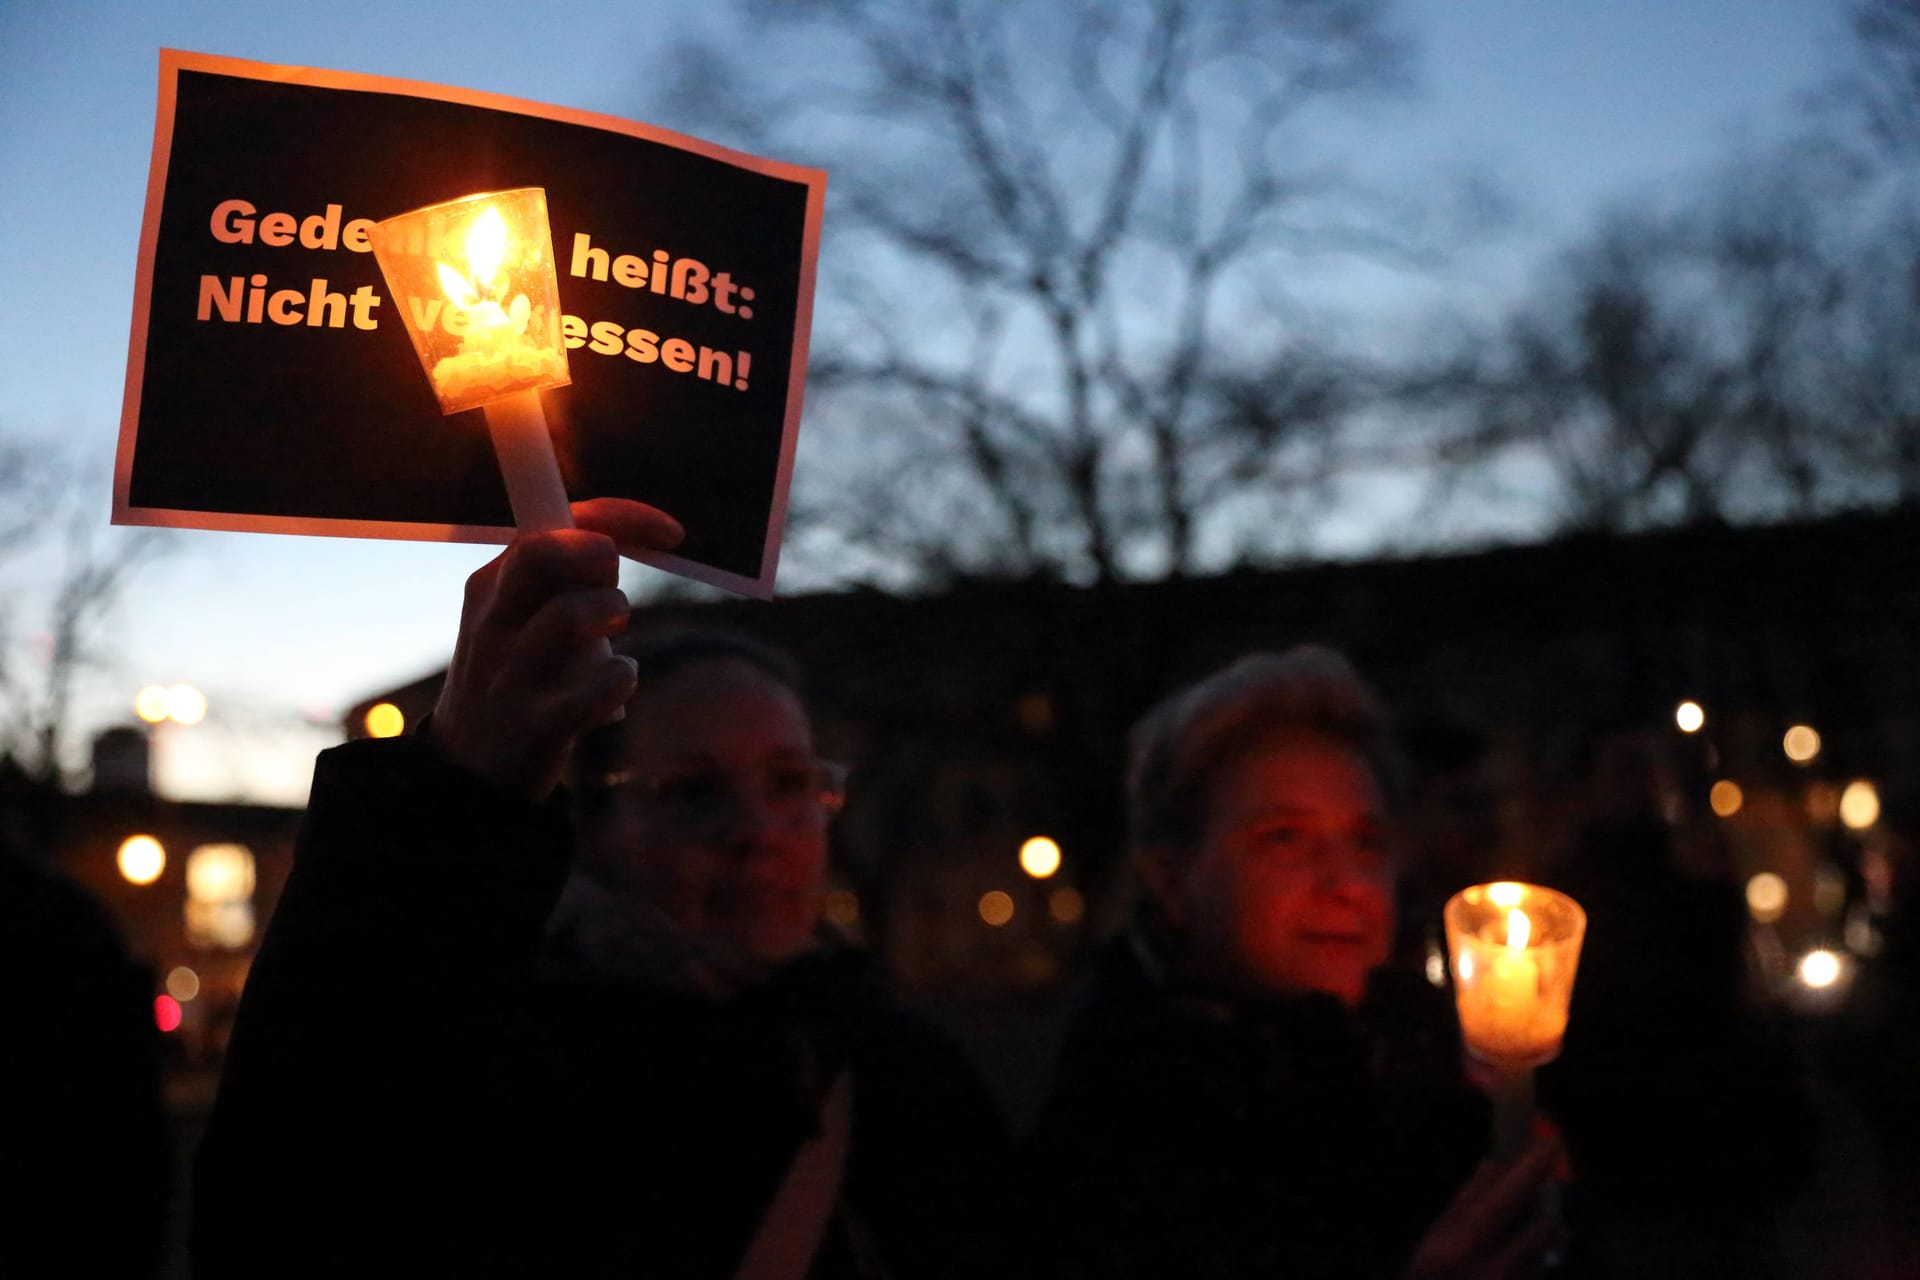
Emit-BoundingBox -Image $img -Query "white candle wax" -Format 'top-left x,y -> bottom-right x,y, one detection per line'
1457,909 -> 1566,1065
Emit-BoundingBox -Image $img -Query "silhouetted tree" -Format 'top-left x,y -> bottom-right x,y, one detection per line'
1841,0 -> 1920,159
657,0 -> 1453,585
1406,150 -> 1866,534
0,438 -> 168,784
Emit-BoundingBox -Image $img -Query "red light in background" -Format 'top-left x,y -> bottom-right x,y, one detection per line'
154,995 -> 182,1033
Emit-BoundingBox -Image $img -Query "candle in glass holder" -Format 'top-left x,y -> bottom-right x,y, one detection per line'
1445,881 -> 1585,1069
369,188 -> 574,530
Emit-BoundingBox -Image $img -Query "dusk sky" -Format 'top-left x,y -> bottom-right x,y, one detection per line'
0,0 -> 1851,803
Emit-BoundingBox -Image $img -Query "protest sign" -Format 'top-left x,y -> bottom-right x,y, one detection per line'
114,49 -> 826,597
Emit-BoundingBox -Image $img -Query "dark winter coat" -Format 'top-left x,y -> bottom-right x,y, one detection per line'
193,737 -> 1012,1279
1022,921 -> 1489,1280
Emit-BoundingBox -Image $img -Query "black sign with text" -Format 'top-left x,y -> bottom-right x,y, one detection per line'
115,51 -> 825,597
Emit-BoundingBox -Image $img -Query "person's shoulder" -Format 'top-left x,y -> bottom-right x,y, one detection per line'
312,733 -> 522,799
298,733 -> 573,891
0,850 -> 144,986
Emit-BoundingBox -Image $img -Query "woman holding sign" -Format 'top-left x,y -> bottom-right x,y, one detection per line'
1020,648 -> 1562,1280
194,502 -> 1013,1280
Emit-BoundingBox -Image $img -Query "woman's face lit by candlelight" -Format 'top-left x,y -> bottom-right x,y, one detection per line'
1155,729 -> 1396,1005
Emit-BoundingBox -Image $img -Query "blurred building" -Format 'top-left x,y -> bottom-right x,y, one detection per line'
22,730 -> 304,1066
344,506 -> 1920,1006
27,505 -> 1914,1049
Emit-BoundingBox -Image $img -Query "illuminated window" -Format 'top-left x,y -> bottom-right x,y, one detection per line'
185,843 -> 257,949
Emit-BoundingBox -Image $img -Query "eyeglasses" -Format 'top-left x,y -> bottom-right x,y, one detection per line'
595,757 -> 848,834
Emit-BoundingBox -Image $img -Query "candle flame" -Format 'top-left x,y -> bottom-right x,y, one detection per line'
437,262 -> 480,309
466,206 -> 509,292
435,206 -> 511,311
1487,881 -> 1525,908
1506,908 -> 1531,951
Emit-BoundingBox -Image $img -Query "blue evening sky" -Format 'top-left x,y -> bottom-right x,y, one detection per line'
0,0 -> 1850,802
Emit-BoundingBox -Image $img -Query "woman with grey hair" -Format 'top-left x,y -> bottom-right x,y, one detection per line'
1023,646 -> 1559,1279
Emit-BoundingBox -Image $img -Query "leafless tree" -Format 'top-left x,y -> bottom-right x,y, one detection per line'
1840,0 -> 1920,159
0,440 -> 168,785
658,0 -> 1452,585
1403,148 -> 1867,535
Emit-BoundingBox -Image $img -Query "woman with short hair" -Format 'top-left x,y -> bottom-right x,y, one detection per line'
1024,647 -> 1558,1280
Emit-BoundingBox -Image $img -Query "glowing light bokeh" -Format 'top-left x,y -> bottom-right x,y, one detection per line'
1840,781 -> 1881,831
364,702 -> 405,739
1814,866 -> 1848,918
186,900 -> 256,950
117,835 -> 165,886
1745,872 -> 1788,924
1709,780 -> 1744,818
166,966 -> 201,1003
1048,886 -> 1085,925
135,685 -> 170,723
1783,725 -> 1821,764
1798,949 -> 1841,989
154,995 -> 183,1033
186,844 -> 256,903
824,888 -> 860,927
978,890 -> 1015,927
1019,835 -> 1062,879
165,684 -> 207,726
1675,701 -> 1705,734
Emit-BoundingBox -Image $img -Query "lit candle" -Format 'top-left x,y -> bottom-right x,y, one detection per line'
369,189 -> 575,531
1444,881 -> 1586,1161
1448,883 -> 1579,1068
426,207 -> 566,415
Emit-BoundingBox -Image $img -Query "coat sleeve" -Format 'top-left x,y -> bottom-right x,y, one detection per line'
191,737 -> 573,1278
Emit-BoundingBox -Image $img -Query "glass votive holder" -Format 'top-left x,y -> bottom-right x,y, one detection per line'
368,187 -> 571,415
1444,881 -> 1586,1069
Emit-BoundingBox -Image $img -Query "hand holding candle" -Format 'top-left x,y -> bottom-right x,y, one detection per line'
368,188 -> 575,530
1445,881 -> 1585,1162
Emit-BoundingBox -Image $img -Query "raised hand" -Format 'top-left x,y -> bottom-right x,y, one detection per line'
427,499 -> 683,798
1403,1135 -> 1561,1280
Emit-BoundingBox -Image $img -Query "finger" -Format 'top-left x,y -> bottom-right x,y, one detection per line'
1438,1141 -> 1554,1252
1481,1210 -> 1558,1280
522,652 -> 641,746
571,498 -> 685,556
1468,1139 -> 1559,1240
483,530 -> 621,640
500,588 -> 634,686
447,549 -> 510,682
